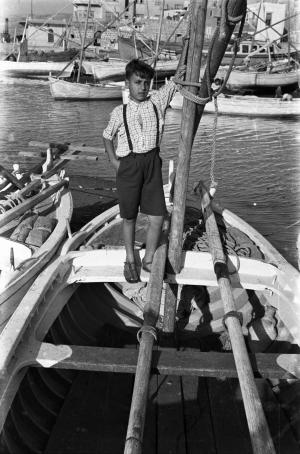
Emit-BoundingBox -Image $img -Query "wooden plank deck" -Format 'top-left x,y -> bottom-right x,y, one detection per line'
44,371 -> 300,453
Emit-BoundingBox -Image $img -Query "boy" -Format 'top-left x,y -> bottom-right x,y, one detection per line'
103,59 -> 177,283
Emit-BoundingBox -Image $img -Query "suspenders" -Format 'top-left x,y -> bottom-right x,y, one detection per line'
123,101 -> 160,153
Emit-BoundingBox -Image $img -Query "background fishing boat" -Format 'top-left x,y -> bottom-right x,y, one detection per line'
170,91 -> 300,117
216,62 -> 300,89
49,75 -> 123,100
90,57 -> 178,82
0,60 -> 77,79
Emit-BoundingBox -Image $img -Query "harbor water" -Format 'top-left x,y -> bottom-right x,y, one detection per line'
0,77 -> 299,268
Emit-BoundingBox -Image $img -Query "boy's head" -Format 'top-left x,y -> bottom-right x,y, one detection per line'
125,59 -> 154,81
125,59 -> 154,102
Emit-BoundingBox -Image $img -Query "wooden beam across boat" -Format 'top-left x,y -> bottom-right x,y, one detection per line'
65,249 -> 281,293
16,343 -> 300,380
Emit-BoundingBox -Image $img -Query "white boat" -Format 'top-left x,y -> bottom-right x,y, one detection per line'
216,65 -> 300,89
170,92 -> 300,117
0,60 -> 74,79
86,58 -> 127,81
0,173 -> 299,451
0,148 -> 73,334
91,58 -> 178,82
49,75 -> 124,100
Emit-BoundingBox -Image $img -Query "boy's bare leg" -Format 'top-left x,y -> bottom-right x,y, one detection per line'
123,218 -> 136,263
143,215 -> 164,269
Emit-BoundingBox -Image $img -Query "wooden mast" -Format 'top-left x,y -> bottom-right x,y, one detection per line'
77,0 -> 91,83
164,0 -> 247,334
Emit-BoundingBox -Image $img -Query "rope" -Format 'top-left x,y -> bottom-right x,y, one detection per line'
174,0 -> 247,108
137,325 -> 157,343
182,211 -> 264,260
210,97 -> 218,191
222,310 -> 243,330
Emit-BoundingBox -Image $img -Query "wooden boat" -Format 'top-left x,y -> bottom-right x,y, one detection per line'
0,144 -> 74,335
1,2 -> 299,452
48,75 -> 123,100
91,58 -> 178,82
216,64 -> 300,89
0,175 -> 299,451
0,60 -> 75,79
170,92 -> 300,117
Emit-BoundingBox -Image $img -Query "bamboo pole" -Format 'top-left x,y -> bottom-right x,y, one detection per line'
163,0 -> 247,334
197,182 -> 275,454
124,219 -> 170,454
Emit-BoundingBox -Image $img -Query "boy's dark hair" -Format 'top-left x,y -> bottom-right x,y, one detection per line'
125,59 -> 155,81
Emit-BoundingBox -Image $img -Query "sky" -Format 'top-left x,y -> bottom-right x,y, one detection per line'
0,0 -> 73,31
0,0 -> 73,17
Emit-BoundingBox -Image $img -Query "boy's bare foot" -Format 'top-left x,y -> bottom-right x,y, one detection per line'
141,258 -> 153,273
124,261 -> 140,283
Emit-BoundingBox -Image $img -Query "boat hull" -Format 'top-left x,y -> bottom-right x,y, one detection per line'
91,58 -> 178,82
0,60 -> 75,79
0,175 -> 73,332
217,66 -> 300,88
49,76 -> 123,100
170,92 -> 300,116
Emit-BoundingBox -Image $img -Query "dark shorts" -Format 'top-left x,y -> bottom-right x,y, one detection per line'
116,148 -> 166,219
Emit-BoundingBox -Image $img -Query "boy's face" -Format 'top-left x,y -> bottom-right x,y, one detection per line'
126,73 -> 151,102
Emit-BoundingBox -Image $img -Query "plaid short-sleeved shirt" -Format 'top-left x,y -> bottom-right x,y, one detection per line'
103,80 -> 177,157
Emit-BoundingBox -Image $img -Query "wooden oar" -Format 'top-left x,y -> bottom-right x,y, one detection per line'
0,179 -> 68,229
124,218 -> 170,454
197,181 -> 275,454
0,164 -> 24,190
19,151 -> 100,161
27,141 -> 105,155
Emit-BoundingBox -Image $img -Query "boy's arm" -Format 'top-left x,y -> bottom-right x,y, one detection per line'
103,106 -> 121,171
103,137 -> 119,171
